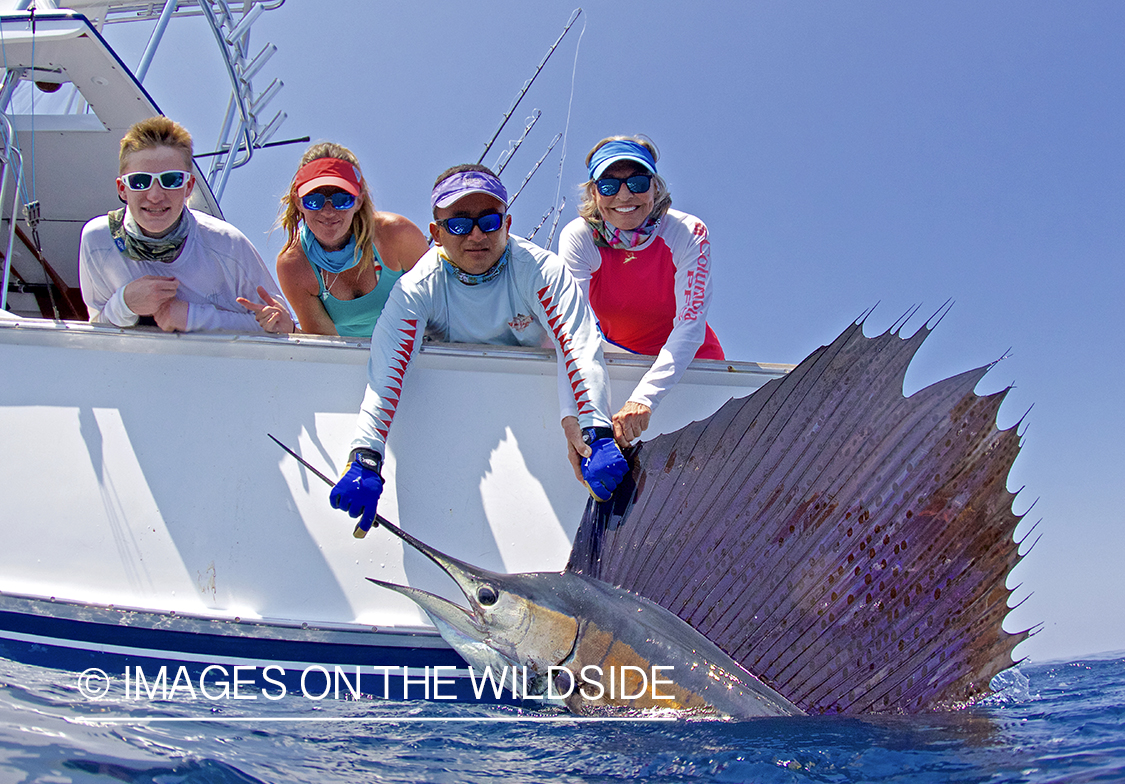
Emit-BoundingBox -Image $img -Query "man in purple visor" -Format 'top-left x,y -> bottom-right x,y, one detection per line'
330,164 -> 628,534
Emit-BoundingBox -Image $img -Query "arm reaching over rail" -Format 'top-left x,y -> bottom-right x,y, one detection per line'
558,136 -> 724,447
341,165 -> 628,536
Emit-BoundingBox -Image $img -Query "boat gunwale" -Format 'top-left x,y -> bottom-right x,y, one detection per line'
0,315 -> 795,375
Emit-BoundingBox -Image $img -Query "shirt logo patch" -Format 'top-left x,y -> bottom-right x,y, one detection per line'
508,313 -> 534,331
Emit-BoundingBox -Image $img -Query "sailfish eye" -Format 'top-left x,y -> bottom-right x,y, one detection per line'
477,585 -> 498,606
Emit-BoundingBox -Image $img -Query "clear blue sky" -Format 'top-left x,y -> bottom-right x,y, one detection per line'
108,0 -> 1124,663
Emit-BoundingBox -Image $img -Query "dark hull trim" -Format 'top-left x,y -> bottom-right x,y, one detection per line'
0,593 -> 535,704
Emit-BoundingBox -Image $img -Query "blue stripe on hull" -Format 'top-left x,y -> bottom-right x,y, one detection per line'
0,634 -> 527,703
0,609 -> 466,668
0,609 -> 544,705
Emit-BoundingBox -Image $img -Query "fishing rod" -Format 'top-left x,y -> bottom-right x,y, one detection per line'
544,196 -> 566,250
525,204 -> 555,241
476,8 -> 582,164
193,135 -> 311,159
494,110 -> 541,176
267,433 -> 389,538
506,132 -> 562,210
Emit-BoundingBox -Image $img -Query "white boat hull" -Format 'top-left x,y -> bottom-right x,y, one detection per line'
0,317 -> 789,686
0,5 -> 792,695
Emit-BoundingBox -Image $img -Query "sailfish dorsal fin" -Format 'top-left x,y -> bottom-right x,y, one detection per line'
567,318 -> 1030,714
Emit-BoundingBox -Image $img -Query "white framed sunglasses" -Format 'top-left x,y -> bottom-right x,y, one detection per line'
120,170 -> 192,191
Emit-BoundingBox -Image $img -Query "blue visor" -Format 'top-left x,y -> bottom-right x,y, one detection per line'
587,140 -> 657,181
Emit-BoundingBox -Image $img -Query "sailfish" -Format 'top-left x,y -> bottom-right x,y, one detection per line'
369,313 -> 1033,717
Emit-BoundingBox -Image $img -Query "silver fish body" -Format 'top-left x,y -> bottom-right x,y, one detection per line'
534,573 -> 803,717
370,522 -> 801,718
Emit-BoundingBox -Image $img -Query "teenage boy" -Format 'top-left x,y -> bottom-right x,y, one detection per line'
79,115 -> 292,333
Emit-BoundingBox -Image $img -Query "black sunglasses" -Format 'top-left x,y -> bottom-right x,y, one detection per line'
595,174 -> 652,196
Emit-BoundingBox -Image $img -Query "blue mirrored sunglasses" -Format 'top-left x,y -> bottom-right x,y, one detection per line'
121,170 -> 191,191
436,213 -> 505,236
301,191 -> 357,211
595,174 -> 652,197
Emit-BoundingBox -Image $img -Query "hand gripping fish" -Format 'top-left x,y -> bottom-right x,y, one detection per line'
371,312 -> 1034,716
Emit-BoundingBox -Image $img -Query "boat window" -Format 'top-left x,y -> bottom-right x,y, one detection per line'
5,72 -> 105,133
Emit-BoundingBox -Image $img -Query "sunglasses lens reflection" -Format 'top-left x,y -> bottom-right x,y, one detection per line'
124,173 -> 153,190
330,193 -> 356,210
477,213 -> 503,232
596,178 -> 619,196
626,174 -> 651,193
158,171 -> 186,189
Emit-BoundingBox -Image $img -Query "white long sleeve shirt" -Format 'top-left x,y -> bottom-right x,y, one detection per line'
79,208 -> 289,333
351,236 -> 613,455
558,209 -> 722,412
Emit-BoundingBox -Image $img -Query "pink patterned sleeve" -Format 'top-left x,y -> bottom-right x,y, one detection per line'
350,274 -> 431,456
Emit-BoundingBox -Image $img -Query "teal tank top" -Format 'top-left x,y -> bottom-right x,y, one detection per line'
314,245 -> 403,338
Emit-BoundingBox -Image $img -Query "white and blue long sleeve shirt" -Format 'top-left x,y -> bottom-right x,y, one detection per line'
350,236 -> 613,456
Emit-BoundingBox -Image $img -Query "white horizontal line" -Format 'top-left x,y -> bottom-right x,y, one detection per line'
80,715 -> 676,724
3,630 -> 463,675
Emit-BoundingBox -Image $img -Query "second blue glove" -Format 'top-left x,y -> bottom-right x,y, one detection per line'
580,427 -> 629,502
329,448 -> 384,535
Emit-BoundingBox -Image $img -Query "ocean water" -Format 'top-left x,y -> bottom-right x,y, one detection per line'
0,654 -> 1122,783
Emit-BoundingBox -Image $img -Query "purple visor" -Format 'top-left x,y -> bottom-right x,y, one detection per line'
431,170 -> 509,210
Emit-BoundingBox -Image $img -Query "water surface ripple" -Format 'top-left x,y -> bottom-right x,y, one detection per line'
0,655 -> 1122,782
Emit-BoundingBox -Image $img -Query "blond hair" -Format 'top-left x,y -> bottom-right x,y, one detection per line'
577,135 -> 672,222
119,115 -> 193,173
280,142 -> 377,271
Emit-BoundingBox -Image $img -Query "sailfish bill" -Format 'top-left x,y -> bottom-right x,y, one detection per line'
372,314 -> 1032,716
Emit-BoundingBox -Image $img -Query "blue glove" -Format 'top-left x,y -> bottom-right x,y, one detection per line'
330,448 -> 384,535
580,427 -> 629,502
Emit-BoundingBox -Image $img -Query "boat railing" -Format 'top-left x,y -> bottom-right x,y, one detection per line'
190,0 -> 289,201
88,0 -> 291,202
0,1 -> 291,319
93,0 -> 286,27
0,111 -> 23,313
1,1 -> 288,200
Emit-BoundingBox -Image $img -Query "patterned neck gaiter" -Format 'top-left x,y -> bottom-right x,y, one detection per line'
108,207 -> 192,263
